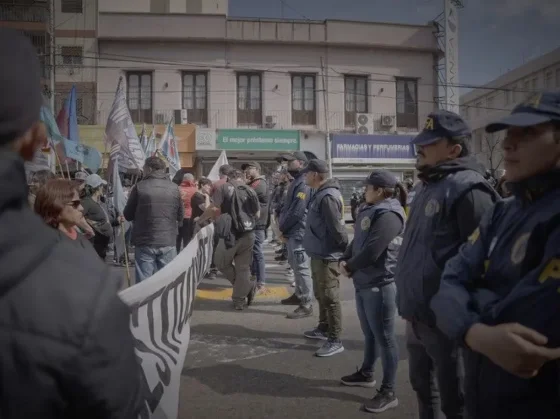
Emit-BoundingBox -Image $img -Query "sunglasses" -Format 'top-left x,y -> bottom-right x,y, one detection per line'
67,200 -> 81,209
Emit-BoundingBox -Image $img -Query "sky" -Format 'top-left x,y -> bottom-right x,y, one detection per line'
229,0 -> 560,94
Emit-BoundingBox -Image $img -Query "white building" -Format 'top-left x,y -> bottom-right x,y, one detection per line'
461,47 -> 560,174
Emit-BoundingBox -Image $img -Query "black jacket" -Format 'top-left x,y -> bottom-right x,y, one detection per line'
0,151 -> 143,419
248,176 -> 269,229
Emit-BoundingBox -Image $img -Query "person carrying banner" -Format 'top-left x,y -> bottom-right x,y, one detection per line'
0,28 -> 143,419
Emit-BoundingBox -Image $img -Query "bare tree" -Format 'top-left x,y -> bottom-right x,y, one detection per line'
478,135 -> 504,178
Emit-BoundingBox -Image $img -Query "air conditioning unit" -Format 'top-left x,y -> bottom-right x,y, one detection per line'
173,109 -> 188,125
264,115 -> 277,128
155,112 -> 166,125
380,115 -> 395,127
355,113 -> 374,134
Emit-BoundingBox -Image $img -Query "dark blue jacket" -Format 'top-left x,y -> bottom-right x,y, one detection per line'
395,157 -> 499,325
430,169 -> 560,419
351,198 -> 406,289
303,179 -> 347,261
279,171 -> 310,241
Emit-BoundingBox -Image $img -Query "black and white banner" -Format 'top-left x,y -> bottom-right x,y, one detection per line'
119,224 -> 214,419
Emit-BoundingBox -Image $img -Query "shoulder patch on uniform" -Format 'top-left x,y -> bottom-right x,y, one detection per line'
510,232 -> 531,265
296,192 -> 306,200
424,199 -> 440,217
360,216 -> 371,231
538,258 -> 560,284
468,227 -> 480,244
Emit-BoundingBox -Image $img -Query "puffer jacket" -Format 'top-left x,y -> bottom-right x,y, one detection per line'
179,179 -> 198,219
0,151 -> 143,419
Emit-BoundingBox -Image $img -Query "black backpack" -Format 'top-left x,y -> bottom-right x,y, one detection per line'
228,182 -> 260,233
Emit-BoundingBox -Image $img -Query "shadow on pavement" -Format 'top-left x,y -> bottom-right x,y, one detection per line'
193,298 -> 291,316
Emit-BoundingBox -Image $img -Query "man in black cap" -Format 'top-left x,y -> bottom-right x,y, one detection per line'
0,28 -> 142,418
278,151 -> 314,318
394,109 -> 499,419
302,159 -> 348,356
431,91 -> 560,419
242,161 -> 269,293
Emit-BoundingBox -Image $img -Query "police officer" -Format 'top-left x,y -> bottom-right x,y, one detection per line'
394,110 -> 500,419
430,91 -> 560,419
301,159 -> 348,357
278,151 -> 313,319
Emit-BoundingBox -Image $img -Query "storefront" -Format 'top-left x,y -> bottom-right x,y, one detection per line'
195,128 -> 301,177
331,134 -> 417,203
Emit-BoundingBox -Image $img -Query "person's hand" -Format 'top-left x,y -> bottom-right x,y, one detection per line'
339,261 -> 350,276
118,215 -> 126,224
465,323 -> 560,379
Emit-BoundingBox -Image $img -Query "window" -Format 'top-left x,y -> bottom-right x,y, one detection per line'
395,78 -> 418,129
127,72 -> 152,124
61,46 -> 83,66
291,74 -> 316,125
61,0 -> 83,13
237,73 -> 262,126
545,72 -> 553,89
344,75 -> 368,127
182,72 -> 207,126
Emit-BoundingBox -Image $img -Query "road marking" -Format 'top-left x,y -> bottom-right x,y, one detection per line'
196,286 -> 290,300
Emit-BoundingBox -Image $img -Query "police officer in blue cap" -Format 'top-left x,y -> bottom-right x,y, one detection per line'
394,110 -> 500,419
431,91 -> 560,419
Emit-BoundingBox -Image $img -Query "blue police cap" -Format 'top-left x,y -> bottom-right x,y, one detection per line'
486,90 -> 560,133
411,110 -> 471,146
302,159 -> 329,174
364,170 -> 398,189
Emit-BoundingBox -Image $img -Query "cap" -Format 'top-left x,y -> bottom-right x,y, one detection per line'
364,170 -> 398,189
0,28 -> 43,144
85,174 -> 107,188
280,151 -> 308,162
74,171 -> 88,182
303,159 -> 329,174
411,110 -> 471,146
241,161 -> 261,171
486,91 -> 560,133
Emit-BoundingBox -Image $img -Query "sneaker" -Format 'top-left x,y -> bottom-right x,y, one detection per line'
303,328 -> 328,340
290,281 -> 296,287
246,282 -> 257,307
363,388 -> 399,413
286,305 -> 313,319
340,369 -> 376,388
281,294 -> 301,305
233,300 -> 245,311
315,339 -> 344,357
205,271 -> 217,280
284,268 -> 294,277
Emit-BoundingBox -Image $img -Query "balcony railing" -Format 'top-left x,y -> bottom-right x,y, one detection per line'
0,4 -> 47,23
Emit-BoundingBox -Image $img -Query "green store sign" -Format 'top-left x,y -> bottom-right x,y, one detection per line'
216,129 -> 300,151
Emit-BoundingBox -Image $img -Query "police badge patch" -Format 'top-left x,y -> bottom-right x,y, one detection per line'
360,217 -> 371,231
511,232 -> 531,265
424,199 -> 440,217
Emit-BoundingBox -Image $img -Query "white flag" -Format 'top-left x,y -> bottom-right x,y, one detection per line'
158,120 -> 181,179
207,150 -> 228,182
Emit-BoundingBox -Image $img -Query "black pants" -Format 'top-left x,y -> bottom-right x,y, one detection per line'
92,234 -> 111,261
176,218 -> 194,253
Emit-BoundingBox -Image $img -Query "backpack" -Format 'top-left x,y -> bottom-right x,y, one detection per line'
228,182 -> 260,233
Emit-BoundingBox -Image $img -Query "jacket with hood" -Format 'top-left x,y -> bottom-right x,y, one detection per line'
279,171 -> 309,240
0,152 -> 143,419
303,179 -> 348,260
248,175 -> 269,229
179,178 -> 197,219
394,157 -> 500,326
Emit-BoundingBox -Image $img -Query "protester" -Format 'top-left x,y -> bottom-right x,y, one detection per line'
301,159 -> 348,357
340,170 -> 407,414
0,28 -> 142,419
279,152 -> 313,318
74,170 -> 88,191
192,177 -> 212,234
177,172 -> 198,253
242,161 -> 269,293
27,169 -> 55,207
430,91 -> 560,419
123,156 -> 184,282
394,110 -> 500,419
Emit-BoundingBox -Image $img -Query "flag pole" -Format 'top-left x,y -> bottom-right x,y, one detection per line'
120,222 -> 131,287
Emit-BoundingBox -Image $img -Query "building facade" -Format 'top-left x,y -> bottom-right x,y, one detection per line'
461,47 -> 560,175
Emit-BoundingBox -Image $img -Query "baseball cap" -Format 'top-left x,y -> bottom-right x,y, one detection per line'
303,159 -> 329,174
74,171 -> 88,182
364,170 -> 398,189
241,161 -> 261,171
486,91 -> 560,133
85,174 -> 107,188
411,110 -> 471,146
280,151 -> 308,162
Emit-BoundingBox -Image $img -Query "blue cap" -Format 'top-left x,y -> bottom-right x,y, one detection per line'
411,110 -> 471,146
486,91 -> 560,133
302,159 -> 329,174
364,170 -> 398,189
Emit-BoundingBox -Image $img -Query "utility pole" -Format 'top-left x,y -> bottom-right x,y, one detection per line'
48,0 -> 56,111
320,56 -> 333,178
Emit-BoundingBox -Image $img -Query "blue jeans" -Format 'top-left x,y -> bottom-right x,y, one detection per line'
135,245 -> 177,283
251,229 -> 266,285
355,282 -> 399,391
287,236 -> 313,305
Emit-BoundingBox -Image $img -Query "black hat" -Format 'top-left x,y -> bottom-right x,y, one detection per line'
0,28 -> 43,144
486,91 -> 560,133
280,151 -> 308,162
411,110 -> 471,146
364,170 -> 398,189
303,159 -> 329,174
241,161 -> 261,171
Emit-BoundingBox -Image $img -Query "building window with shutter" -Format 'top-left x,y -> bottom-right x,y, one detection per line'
127,72 -> 152,124
61,46 -> 83,66
182,72 -> 208,126
237,72 -> 262,126
344,75 -> 368,127
395,78 -> 418,129
291,74 -> 316,126
61,0 -> 83,13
